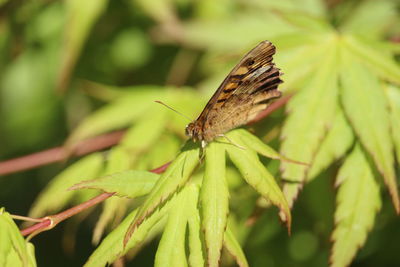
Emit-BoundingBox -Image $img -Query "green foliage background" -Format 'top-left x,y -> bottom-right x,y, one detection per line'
1,0 -> 400,266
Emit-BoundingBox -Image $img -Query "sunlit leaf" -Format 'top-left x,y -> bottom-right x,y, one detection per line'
90,147 -> 132,244
30,153 -> 104,218
340,48 -> 399,212
124,142 -> 199,243
183,14 -> 298,52
307,107 -> 354,180
235,128 -> 303,164
120,108 -> 168,162
272,31 -> 322,51
70,170 -> 159,198
134,134 -> 181,171
201,142 -> 228,267
67,91 -> 162,146
67,88 -> 165,145
92,197 -> 129,245
386,85 -> 400,164
26,243 -> 36,267
331,145 -> 381,267
339,0 -> 399,38
343,34 -> 400,85
225,131 -> 291,228
0,209 -> 36,267
273,10 -> 332,32
258,0 -> 327,17
224,227 -> 249,267
0,214 -> 12,267
155,188 -> 190,267
275,35 -> 335,91
280,39 -> 339,207
84,201 -> 168,267
186,185 -> 204,267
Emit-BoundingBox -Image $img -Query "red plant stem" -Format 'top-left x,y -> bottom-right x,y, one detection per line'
248,94 -> 292,124
0,130 -> 125,176
52,192 -> 115,223
20,192 -> 115,236
20,162 -> 172,237
20,220 -> 52,236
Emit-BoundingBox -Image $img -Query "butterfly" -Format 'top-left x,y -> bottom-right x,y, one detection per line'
185,40 -> 283,147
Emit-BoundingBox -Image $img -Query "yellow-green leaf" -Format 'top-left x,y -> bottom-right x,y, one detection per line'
274,10 -> 332,32
92,197 -> 129,245
67,88 -> 163,145
124,142 -> 199,243
186,185 -> 204,267
224,226 -> 249,267
225,131 -> 291,229
29,153 -> 104,218
339,0 -> 398,38
234,129 -> 283,160
340,48 -> 399,212
104,147 -> 132,174
235,128 -> 305,165
84,201 -> 168,267
90,147 -> 133,244
343,34 -> 400,85
120,108 -> 168,152
331,145 -> 381,267
155,188 -> 190,267
386,85 -> 400,164
0,209 -> 36,267
70,170 -> 159,198
280,40 -> 339,207
307,107 -> 354,180
275,33 -> 337,91
201,142 -> 228,267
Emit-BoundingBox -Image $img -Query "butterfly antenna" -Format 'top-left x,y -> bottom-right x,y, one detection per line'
155,100 -> 192,121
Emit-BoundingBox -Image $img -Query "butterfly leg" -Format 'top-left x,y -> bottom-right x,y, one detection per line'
198,145 -> 205,163
216,134 -> 245,150
201,140 -> 207,149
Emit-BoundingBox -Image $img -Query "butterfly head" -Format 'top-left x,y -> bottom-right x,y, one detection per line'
185,122 -> 203,142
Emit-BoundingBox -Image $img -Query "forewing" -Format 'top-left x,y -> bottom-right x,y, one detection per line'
195,41 -> 277,123
199,41 -> 282,138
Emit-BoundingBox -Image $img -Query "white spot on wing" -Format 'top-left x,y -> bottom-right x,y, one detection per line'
250,65 -> 271,78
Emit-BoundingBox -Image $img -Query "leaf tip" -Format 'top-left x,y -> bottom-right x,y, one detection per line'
385,177 -> 400,214
68,183 -> 82,191
391,191 -> 400,214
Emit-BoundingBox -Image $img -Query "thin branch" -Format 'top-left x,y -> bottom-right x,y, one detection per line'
0,130 -> 125,176
20,162 -> 171,237
248,94 -> 292,125
20,192 -> 115,237
20,220 -> 52,237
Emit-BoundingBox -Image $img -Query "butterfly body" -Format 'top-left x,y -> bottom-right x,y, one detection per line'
185,40 -> 283,146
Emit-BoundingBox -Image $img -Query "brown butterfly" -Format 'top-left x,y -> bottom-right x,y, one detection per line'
185,40 -> 283,147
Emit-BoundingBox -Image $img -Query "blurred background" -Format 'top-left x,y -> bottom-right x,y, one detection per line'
0,0 -> 399,266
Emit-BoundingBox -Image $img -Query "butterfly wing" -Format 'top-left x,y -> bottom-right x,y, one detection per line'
196,40 -> 283,141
